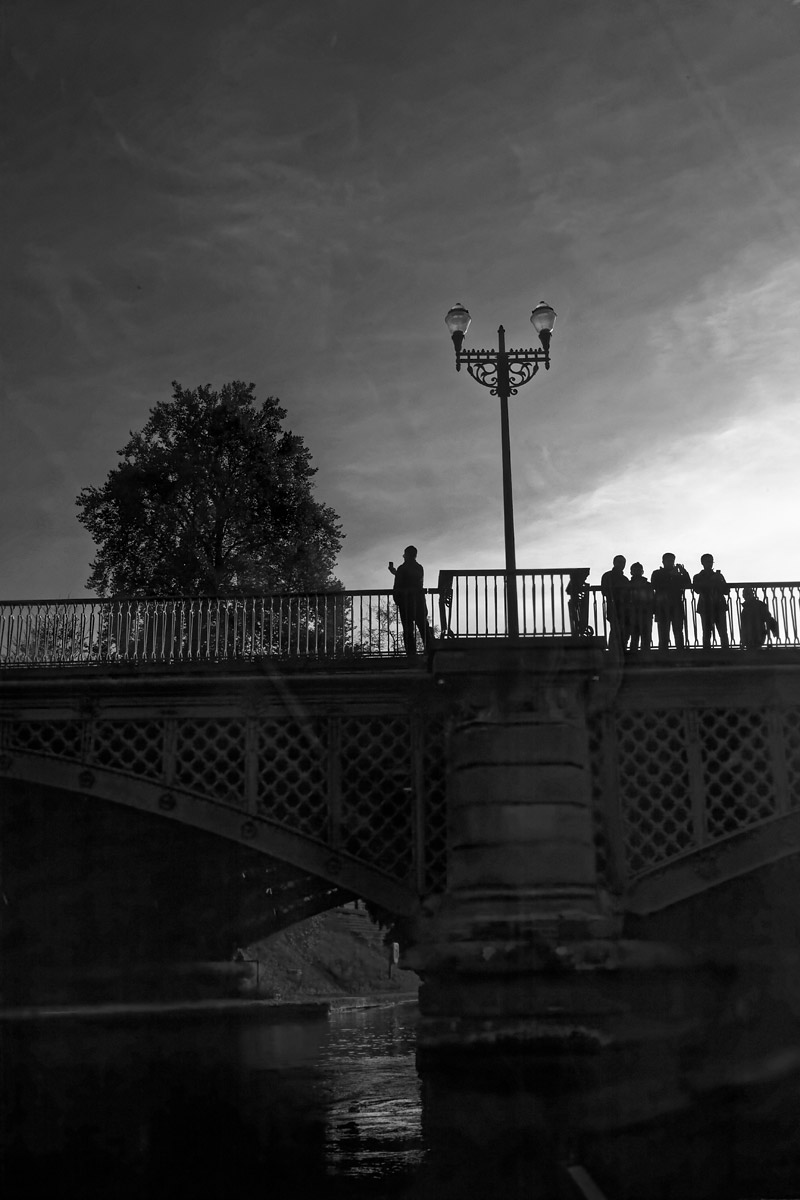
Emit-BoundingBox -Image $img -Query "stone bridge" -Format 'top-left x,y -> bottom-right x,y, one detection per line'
3,646 -> 800,934
0,663 -> 448,923
8,588 -> 800,1171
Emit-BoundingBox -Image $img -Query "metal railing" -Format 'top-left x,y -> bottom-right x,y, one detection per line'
441,569 -> 585,638
586,581 -> 800,650
1,576 -> 800,667
0,592 -> 406,666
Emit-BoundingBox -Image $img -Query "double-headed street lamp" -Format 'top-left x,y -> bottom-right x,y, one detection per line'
445,301 -> 557,639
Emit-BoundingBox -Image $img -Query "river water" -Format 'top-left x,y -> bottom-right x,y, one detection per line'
1,1002 -> 423,1199
5,1000 -> 800,1199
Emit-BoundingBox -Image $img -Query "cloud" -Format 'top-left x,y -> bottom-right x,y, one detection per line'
518,400 -> 800,582
647,246 -> 800,371
4,0 -> 800,603
23,247 -> 109,357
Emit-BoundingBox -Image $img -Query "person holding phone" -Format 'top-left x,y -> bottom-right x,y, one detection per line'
651,553 -> 692,650
388,546 -> 433,657
692,553 -> 730,650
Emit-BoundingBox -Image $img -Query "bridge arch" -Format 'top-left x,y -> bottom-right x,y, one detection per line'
0,667 -> 449,928
0,749 -> 419,914
626,807 -> 800,915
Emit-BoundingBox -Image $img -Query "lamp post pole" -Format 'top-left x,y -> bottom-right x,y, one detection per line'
495,324 -> 519,637
445,302 -> 556,639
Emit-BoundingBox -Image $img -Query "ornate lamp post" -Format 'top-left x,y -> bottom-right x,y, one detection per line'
445,301 -> 556,638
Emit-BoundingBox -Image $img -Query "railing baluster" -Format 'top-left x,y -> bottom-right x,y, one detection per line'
182,601 -> 190,661
115,601 -> 124,661
365,593 -> 374,655
31,605 -> 40,661
549,572 -> 556,637
130,600 -> 138,661
1,607 -> 12,662
1,607 -> 11,661
321,594 -> 326,657
140,601 -> 148,662
159,599 -> 168,663
56,605 -> 67,662
786,585 -> 798,645
533,572 -> 540,636
28,607 -> 37,662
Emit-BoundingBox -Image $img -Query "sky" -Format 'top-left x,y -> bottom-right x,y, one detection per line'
2,0 -> 800,599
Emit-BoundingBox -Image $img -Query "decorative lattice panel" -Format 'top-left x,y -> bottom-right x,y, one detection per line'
175,718 -> 246,808
422,719 -> 447,894
90,720 -> 163,779
6,719 -> 83,760
256,717 -> 328,839
699,708 -> 775,837
340,715 -> 413,883
615,709 -> 695,875
781,707 -> 800,809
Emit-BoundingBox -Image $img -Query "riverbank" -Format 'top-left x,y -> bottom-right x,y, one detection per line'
243,902 -> 420,1000
0,904 -> 420,1017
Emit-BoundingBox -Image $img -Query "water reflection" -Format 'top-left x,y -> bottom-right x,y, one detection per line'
6,1000 -> 800,1198
1,1003 -> 423,1199
322,1007 -> 423,1181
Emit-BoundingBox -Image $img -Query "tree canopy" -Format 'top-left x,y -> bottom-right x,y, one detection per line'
76,381 -> 344,596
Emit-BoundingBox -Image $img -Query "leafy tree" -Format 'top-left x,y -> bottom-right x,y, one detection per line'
76,381 -> 343,596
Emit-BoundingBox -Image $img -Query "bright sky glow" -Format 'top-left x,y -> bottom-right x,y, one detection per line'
2,0 -> 800,597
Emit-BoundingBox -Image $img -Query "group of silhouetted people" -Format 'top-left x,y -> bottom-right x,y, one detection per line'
389,545 -> 782,658
595,553 -> 779,652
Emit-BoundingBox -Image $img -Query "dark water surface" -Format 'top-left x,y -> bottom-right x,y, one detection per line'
5,1000 -> 800,1199
1,1002 -> 423,1199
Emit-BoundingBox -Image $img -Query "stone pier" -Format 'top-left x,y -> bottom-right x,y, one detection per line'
410,641 -> 614,1036
407,640 -> 712,1159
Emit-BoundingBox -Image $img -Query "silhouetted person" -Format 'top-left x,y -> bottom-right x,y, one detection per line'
437,570 -> 456,638
740,586 -> 779,649
601,555 -> 630,651
651,553 -> 691,650
692,553 -> 730,649
566,569 -> 591,636
627,562 -> 654,651
389,546 -> 433,657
